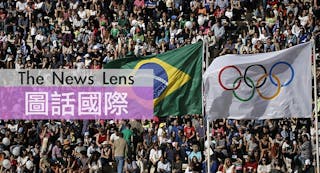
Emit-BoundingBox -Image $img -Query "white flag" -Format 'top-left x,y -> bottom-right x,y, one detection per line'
204,42 -> 312,120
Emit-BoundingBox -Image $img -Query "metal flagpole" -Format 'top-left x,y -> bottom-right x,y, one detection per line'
312,39 -> 319,172
204,39 -> 211,173
201,39 -> 210,173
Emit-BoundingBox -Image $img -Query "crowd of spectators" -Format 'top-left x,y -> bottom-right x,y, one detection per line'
0,117 -> 317,173
0,0 -> 320,172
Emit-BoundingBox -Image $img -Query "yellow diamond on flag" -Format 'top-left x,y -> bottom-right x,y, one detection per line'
134,58 -> 191,106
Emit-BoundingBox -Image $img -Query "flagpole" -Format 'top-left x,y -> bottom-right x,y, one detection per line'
203,39 -> 211,173
312,39 -> 319,173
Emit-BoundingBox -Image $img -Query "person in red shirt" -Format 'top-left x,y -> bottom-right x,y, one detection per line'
184,121 -> 195,142
90,59 -> 101,69
95,128 -> 107,147
243,155 -> 258,173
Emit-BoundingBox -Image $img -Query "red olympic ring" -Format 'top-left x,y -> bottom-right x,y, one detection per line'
218,65 -> 242,90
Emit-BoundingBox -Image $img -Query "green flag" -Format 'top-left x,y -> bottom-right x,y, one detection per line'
104,42 -> 203,117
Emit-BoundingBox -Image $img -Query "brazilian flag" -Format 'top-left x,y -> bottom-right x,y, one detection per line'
104,42 -> 203,117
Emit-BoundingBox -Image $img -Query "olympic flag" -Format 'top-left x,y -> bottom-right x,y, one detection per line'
204,42 -> 312,120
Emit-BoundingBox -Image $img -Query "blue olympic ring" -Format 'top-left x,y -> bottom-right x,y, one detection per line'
269,61 -> 295,87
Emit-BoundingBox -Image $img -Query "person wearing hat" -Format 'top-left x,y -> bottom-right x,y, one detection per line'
157,123 -> 166,138
63,139 -> 73,156
101,140 -> 112,168
84,131 -> 92,147
73,138 -> 86,158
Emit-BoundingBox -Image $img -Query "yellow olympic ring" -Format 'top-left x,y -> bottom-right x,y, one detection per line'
256,74 -> 281,100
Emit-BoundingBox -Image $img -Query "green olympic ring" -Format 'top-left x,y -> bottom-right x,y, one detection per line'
232,77 -> 255,102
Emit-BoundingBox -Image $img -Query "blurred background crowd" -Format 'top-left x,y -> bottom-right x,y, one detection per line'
0,0 -> 320,172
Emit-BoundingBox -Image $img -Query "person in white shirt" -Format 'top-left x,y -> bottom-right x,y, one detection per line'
7,121 -> 18,132
69,0 -> 79,10
16,0 -> 27,14
291,19 -> 301,37
124,158 -> 139,173
298,9 -> 309,27
157,156 -> 171,173
149,143 -> 162,171
34,0 -> 44,10
78,6 -> 88,21
88,152 -> 102,173
35,30 -> 46,43
87,141 -> 101,158
110,129 -> 120,143
257,158 -> 271,173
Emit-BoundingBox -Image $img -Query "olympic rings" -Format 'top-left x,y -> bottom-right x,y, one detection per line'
244,64 -> 267,88
218,61 -> 294,102
218,65 -> 242,90
269,61 -> 294,87
232,77 -> 255,102
256,74 -> 281,100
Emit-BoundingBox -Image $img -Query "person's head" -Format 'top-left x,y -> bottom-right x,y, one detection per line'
276,133 -> 282,140
17,58 -> 22,64
261,157 -> 267,165
175,154 -> 180,161
153,143 -> 159,149
126,123 -> 131,129
262,134 -> 268,141
302,134 -> 309,142
192,156 -> 198,163
160,156 -> 165,162
137,142 -> 143,150
274,157 -> 282,166
224,158 -> 232,167
186,121 -> 191,127
216,132 -> 222,139
126,157 -> 132,163
56,140 -> 61,147
237,38 -> 242,44
118,132 -> 124,138
192,144 -> 199,152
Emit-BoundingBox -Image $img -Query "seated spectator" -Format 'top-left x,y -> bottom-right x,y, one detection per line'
88,152 -> 102,173
217,158 -> 235,173
214,132 -> 228,159
157,156 -> 171,173
296,134 -> 312,167
188,144 -> 202,164
270,157 -> 286,173
124,157 -> 139,173
257,157 -> 271,173
243,155 -> 258,173
172,154 -> 182,173
149,143 -> 162,172
185,156 -> 202,173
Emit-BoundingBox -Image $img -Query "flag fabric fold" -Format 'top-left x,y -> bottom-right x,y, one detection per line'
204,42 -> 312,120
104,42 -> 203,117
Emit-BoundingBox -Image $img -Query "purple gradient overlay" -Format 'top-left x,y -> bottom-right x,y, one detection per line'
0,86 -> 153,120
